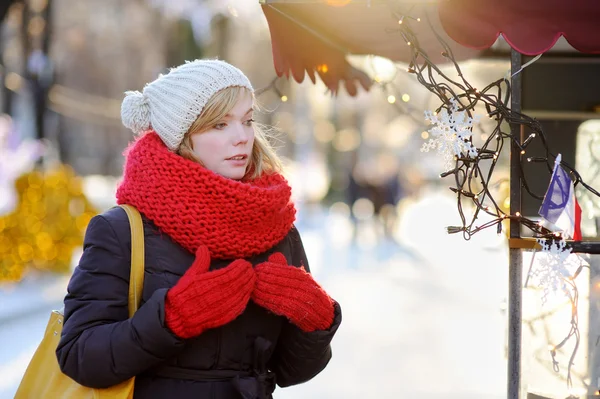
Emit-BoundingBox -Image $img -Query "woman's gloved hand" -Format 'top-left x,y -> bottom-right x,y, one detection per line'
165,245 -> 255,339
252,253 -> 335,332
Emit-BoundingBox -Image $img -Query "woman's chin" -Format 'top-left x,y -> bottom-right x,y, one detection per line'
218,169 -> 246,180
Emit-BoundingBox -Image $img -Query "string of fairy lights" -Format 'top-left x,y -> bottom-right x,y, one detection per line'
392,8 -> 600,241
251,14 -> 600,394
389,5 -> 599,394
522,258 -> 596,396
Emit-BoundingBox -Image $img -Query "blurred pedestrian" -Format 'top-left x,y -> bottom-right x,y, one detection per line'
56,59 -> 341,399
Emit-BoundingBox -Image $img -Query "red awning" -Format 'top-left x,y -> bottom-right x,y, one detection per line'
262,0 -> 600,95
439,0 -> 600,55
261,1 -> 482,95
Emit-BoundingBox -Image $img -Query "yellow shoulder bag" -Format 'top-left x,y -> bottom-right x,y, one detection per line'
15,204 -> 145,399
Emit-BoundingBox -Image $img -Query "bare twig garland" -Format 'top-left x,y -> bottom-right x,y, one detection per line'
255,77 -> 283,97
390,6 -> 598,394
392,7 -> 599,242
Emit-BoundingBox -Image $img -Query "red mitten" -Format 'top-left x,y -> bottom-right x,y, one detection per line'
252,253 -> 335,332
165,246 -> 255,339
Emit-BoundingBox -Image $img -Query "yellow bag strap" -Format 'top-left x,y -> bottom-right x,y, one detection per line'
119,204 -> 145,318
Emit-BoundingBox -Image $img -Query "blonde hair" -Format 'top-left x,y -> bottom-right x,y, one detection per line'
177,86 -> 282,179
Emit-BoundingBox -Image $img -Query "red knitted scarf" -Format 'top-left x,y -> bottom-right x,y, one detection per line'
116,132 -> 296,259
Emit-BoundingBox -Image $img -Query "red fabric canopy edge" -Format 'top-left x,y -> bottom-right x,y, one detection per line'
262,4 -> 372,96
438,0 -> 600,55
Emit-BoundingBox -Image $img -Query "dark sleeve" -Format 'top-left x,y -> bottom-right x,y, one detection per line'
270,227 -> 343,387
56,214 -> 185,389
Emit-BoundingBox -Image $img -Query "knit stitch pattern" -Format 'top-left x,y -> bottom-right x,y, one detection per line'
252,253 -> 335,332
165,246 -> 256,339
116,132 -> 296,259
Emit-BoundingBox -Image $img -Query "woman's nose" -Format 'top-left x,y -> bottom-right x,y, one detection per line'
233,124 -> 249,145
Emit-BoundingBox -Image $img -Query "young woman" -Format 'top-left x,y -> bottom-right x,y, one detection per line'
56,59 -> 342,398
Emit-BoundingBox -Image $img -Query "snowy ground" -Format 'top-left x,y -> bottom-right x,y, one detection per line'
0,189 -> 509,399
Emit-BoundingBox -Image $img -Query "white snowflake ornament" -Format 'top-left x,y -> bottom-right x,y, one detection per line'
528,238 -> 584,305
421,98 -> 480,169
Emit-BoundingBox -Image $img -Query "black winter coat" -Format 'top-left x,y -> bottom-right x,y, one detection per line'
56,207 -> 341,399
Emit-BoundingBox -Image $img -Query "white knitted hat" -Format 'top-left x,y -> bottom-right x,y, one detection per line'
120,59 -> 254,150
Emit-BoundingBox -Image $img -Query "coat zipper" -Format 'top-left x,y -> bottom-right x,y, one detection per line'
210,330 -> 222,399
214,329 -> 221,368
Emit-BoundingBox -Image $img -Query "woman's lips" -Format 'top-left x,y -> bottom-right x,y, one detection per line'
226,154 -> 248,167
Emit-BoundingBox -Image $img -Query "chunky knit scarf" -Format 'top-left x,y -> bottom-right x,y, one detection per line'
116,132 -> 296,259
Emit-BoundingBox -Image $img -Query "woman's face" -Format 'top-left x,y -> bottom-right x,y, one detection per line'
190,93 -> 255,180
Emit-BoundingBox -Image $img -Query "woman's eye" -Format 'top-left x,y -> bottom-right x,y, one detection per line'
244,119 -> 255,126
214,123 -> 227,130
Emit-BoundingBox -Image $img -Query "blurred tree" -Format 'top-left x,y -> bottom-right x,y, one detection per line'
166,19 -> 204,67
0,0 -> 20,114
0,164 -> 97,281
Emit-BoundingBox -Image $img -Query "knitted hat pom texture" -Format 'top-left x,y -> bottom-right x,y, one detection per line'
121,91 -> 151,134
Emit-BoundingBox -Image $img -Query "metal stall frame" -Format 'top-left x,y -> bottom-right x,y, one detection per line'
508,49 -> 600,399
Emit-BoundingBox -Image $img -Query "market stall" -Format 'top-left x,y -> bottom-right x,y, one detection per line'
260,1 -> 600,398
